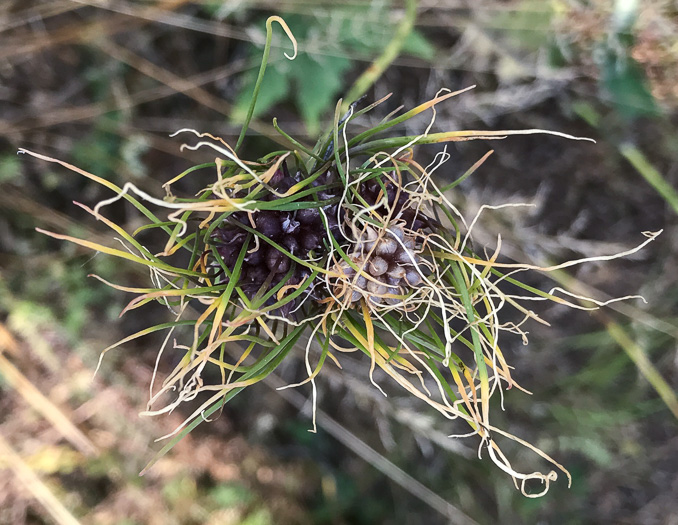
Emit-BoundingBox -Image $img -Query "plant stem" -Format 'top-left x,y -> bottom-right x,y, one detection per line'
619,143 -> 678,215
605,319 -> 678,421
235,16 -> 297,153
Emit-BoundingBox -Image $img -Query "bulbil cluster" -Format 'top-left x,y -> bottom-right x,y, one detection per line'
332,174 -> 434,307
210,163 -> 434,313
209,164 -> 344,314
334,222 -> 427,306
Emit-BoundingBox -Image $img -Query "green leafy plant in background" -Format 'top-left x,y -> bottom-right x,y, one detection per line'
230,3 -> 434,134
19,15 -> 661,499
489,0 -> 661,119
552,0 -> 662,118
597,3 -> 660,121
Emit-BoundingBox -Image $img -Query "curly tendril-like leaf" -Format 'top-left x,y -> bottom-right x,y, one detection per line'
234,15 -> 297,153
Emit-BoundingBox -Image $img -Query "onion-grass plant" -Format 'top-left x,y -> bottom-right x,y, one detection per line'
20,17 -> 660,497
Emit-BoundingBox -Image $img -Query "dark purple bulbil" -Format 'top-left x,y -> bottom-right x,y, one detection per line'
359,175 -> 435,232
267,166 -> 285,187
244,248 -> 263,266
283,235 -> 300,254
301,231 -> 321,251
266,248 -> 290,274
255,212 -> 282,238
296,207 -> 320,224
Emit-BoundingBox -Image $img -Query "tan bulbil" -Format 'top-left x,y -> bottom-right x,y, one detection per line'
332,222 -> 426,306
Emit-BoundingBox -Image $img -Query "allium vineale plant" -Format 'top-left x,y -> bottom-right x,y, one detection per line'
21,17 -> 660,497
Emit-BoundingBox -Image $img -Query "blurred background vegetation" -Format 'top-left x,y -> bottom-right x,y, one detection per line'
1,1 -> 677,524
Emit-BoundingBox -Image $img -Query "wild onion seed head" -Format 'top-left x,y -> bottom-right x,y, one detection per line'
24,77 -> 657,496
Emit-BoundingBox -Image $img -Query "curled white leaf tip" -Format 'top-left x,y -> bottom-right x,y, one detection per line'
267,16 -> 298,60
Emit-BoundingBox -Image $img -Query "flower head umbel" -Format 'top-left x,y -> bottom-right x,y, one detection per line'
21,16 -> 660,497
